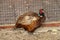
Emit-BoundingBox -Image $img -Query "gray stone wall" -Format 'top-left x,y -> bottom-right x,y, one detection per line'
0,0 -> 60,24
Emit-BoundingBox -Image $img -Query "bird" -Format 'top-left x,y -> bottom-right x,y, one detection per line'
15,11 -> 46,32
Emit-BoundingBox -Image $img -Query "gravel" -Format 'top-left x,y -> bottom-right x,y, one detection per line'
0,27 -> 60,40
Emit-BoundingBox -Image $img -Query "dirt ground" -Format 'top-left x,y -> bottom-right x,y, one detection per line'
0,27 -> 60,40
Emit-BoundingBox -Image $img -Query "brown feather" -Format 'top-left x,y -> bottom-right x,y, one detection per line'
15,11 -> 46,32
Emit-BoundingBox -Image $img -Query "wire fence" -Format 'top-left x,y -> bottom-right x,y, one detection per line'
0,0 -> 60,24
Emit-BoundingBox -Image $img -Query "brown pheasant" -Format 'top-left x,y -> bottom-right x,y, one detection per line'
15,11 -> 46,32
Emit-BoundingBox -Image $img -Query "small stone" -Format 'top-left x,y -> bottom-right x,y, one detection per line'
52,29 -> 58,32
47,30 -> 52,32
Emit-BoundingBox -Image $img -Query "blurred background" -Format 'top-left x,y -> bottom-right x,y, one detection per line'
0,0 -> 60,25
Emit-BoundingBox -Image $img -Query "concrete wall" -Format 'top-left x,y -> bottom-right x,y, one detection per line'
0,0 -> 60,24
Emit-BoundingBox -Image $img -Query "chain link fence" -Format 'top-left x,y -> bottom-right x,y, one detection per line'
0,0 -> 60,25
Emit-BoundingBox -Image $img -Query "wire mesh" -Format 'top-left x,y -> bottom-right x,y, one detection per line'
0,0 -> 60,25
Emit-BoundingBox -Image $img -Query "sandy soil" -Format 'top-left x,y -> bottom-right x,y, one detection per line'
0,27 -> 60,40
